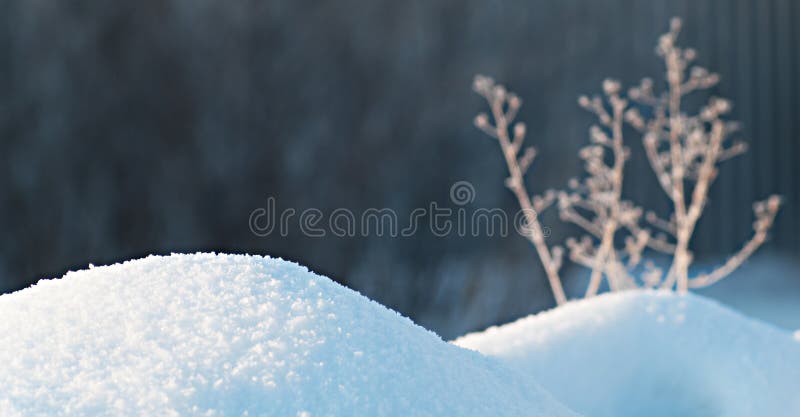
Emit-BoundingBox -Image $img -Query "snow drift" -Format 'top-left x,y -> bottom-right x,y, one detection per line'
454,291 -> 800,417
0,253 -> 577,417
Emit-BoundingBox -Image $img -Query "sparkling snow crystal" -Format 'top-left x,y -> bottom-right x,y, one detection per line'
0,253 -> 577,417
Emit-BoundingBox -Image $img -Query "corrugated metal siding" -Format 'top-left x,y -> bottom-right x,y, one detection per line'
0,0 -> 795,297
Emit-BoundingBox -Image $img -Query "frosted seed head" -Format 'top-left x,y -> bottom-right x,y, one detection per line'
589,125 -> 609,144
493,85 -> 506,101
624,109 -> 644,129
472,75 -> 493,93
474,113 -> 489,128
602,79 -> 621,96
712,97 -> 731,113
567,178 -> 580,189
767,195 -> 782,211
658,34 -> 673,53
703,73 -> 720,87
521,146 -> 537,160
690,66 -> 708,79
514,122 -> 527,138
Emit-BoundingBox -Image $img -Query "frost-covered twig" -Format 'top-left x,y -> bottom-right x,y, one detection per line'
560,79 -> 647,296
473,76 -> 567,305
474,76 -> 651,299
689,196 -> 781,288
626,18 -> 781,291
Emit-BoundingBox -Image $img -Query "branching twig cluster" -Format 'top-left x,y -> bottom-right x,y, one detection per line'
627,18 -> 781,292
472,17 -> 781,304
560,80 -> 650,296
473,76 -> 567,305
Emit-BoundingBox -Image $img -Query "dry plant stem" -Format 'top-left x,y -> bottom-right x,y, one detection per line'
565,83 -> 646,295
642,18 -> 781,291
475,81 -> 567,305
690,231 -> 766,287
688,198 -> 779,288
664,55 -> 692,292
503,148 -> 567,306
661,36 -> 722,292
671,123 -> 722,290
585,98 -> 626,297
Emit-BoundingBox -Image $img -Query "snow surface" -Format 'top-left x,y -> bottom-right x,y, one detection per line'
0,253 -> 578,417
694,254 -> 800,331
454,290 -> 800,417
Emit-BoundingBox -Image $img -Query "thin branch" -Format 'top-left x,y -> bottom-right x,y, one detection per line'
473,75 -> 567,305
689,196 -> 781,288
559,203 -> 604,238
645,211 -> 676,236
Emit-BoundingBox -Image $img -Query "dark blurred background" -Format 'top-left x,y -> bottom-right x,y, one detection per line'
0,0 -> 798,338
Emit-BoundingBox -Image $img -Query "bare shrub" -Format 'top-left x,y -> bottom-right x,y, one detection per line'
472,17 -> 780,303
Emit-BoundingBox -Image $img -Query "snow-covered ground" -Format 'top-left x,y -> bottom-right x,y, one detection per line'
0,253 -> 577,417
694,255 -> 800,331
2,253 -> 798,417
560,254 -> 800,333
454,291 -> 800,417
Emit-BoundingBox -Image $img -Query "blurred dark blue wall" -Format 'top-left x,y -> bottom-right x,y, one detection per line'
0,0 -> 797,336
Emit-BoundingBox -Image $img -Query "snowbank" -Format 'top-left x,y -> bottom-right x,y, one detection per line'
694,255 -> 800,331
0,253 -> 577,417
454,291 -> 800,417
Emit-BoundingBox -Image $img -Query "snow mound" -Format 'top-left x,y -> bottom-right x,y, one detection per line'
0,253 -> 577,417
694,255 -> 800,331
454,290 -> 800,417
